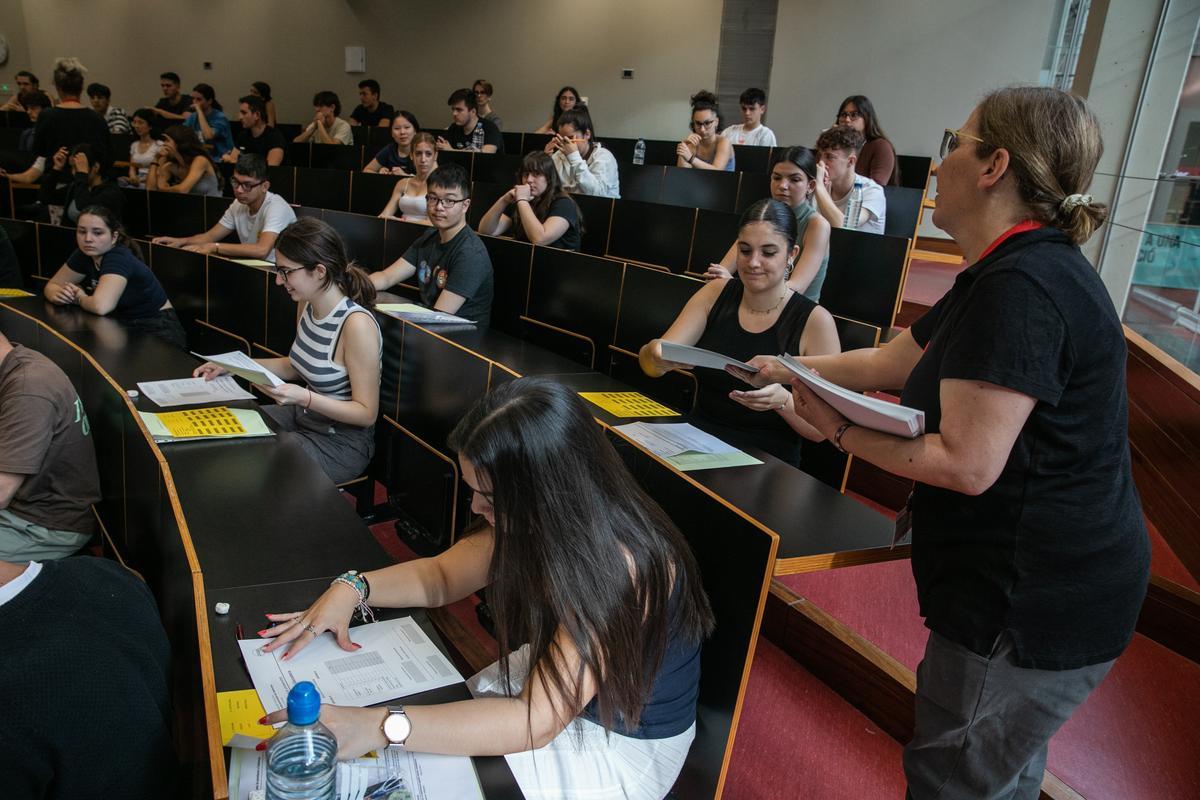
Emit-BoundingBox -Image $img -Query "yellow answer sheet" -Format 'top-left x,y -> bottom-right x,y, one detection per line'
217,689 -> 275,745
578,392 -> 680,418
156,406 -> 247,438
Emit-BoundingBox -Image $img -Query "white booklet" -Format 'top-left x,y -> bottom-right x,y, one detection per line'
137,376 -> 254,408
238,616 -> 463,714
376,302 -> 474,325
191,350 -> 285,387
775,354 -> 925,438
614,421 -> 762,471
660,341 -> 758,373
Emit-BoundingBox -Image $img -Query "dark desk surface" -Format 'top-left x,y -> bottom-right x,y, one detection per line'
547,371 -> 906,574
209,579 -> 522,800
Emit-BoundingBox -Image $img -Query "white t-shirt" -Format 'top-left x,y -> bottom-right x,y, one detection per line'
833,175 -> 887,235
720,124 -> 777,148
218,192 -> 297,262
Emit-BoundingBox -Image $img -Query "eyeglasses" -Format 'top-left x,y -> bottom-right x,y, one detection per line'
836,110 -> 862,121
940,128 -> 989,159
272,264 -> 307,280
425,194 -> 467,209
692,118 -> 718,129
232,179 -> 265,192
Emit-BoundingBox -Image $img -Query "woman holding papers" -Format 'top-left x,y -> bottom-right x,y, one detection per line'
739,87 -> 1149,800
639,198 -> 839,466
43,205 -> 187,349
258,378 -> 714,799
194,218 -> 382,483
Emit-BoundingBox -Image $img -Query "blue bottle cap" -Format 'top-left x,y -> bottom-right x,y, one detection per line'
286,681 -> 322,725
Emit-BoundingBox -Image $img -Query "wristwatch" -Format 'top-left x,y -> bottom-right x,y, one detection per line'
381,705 -> 412,748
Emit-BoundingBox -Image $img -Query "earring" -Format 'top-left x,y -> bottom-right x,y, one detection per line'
785,259 -> 794,279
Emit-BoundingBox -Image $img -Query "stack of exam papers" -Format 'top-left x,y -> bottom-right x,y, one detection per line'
137,376 -> 254,407
659,341 -> 758,373
776,355 -> 925,438
192,350 -> 285,387
614,422 -> 762,471
376,303 -> 474,325
139,406 -> 274,443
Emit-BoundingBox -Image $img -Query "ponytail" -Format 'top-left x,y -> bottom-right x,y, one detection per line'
274,218 -> 375,305
340,263 -> 377,308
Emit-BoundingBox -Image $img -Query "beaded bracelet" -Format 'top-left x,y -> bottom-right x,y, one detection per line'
332,570 -> 376,623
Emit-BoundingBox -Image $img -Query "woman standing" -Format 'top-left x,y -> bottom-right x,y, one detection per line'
676,91 -> 734,172
259,377 -> 713,800
533,86 -> 581,134
148,125 -> 221,196
835,95 -> 898,186
44,206 -> 186,348
364,111 -> 421,175
746,86 -> 1149,799
376,132 -> 438,224
478,151 -> 582,250
641,199 -> 839,466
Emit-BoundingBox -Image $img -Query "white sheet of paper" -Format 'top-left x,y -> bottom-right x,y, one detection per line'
192,350 -> 285,387
238,617 -> 463,713
228,745 -> 267,800
614,421 -> 741,457
376,303 -> 475,325
137,375 -> 255,407
660,341 -> 758,373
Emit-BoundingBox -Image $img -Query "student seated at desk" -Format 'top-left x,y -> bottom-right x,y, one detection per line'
364,110 -> 421,175
222,95 -> 286,167
146,124 -> 221,197
813,125 -> 886,235
370,163 -> 495,326
0,330 -> 100,561
639,199 -> 839,467
377,132 -> 437,224
37,142 -> 124,226
677,91 -> 734,172
0,556 -> 175,799
478,151 -> 582,251
152,153 -> 296,262
705,146 -> 831,301
250,81 -> 277,127
183,82 -> 234,161
259,377 -> 714,800
44,206 -> 188,349
437,88 -> 503,154
294,91 -> 354,146
195,218 -> 381,484
545,107 -> 620,199
533,85 -> 581,134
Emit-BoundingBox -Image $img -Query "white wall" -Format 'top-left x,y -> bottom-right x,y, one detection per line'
0,0 -> 33,90
13,0 -> 722,140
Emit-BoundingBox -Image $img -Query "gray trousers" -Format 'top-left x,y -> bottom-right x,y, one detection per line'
261,403 -> 374,485
903,630 -> 1114,800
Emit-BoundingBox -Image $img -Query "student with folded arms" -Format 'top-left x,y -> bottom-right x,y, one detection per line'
258,377 -> 714,800
478,152 -> 582,251
640,199 -> 838,466
294,91 -> 353,146
194,218 -> 381,484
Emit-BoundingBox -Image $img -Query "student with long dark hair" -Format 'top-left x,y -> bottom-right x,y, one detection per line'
125,109 -> 161,187
250,81 -> 277,127
194,218 -> 381,483
534,85 -> 581,134
363,110 -> 421,175
835,95 -> 898,186
677,90 -> 734,172
148,124 -> 221,196
479,151 -> 583,250
44,205 -> 187,349
546,107 -> 620,198
259,377 -> 714,799
705,147 -> 831,300
185,82 -> 234,159
641,199 -> 839,466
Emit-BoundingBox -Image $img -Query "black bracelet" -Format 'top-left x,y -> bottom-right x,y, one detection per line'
833,422 -> 855,453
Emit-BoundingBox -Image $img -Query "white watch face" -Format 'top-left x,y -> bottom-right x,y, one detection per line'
383,709 -> 411,744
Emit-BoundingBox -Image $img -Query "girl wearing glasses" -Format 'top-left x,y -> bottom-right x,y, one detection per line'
258,377 -> 714,800
376,132 -> 439,225
478,151 -> 582,251
677,90 -> 734,172
742,86 -> 1148,799
194,218 -> 382,484
835,95 -> 898,186
533,85 -> 581,134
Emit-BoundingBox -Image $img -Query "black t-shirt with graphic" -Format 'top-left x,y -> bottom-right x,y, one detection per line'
402,225 -> 494,327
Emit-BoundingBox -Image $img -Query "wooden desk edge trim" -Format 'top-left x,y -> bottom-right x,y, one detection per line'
772,545 -> 911,576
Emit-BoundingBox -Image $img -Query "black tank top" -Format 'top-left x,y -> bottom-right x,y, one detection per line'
692,279 -> 817,464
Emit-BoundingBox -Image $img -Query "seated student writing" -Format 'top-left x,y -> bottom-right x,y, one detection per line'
720,87 -> 777,147
533,86 -> 581,134
364,110 -> 421,175
44,206 -> 188,349
677,91 -> 734,172
478,152 -> 583,251
369,163 -> 495,326
152,154 -> 297,262
223,95 -> 287,167
545,107 -> 620,199
640,199 -> 839,467
294,91 -> 353,145
194,219 -> 381,484
37,142 -> 124,226
259,377 -> 714,800
705,147 -> 831,301
376,132 -> 438,224
813,125 -> 887,235
147,124 -> 221,197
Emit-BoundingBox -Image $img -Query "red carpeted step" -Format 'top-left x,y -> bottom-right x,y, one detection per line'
724,639 -> 906,800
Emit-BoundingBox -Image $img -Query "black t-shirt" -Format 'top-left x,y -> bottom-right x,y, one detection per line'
504,195 -> 582,251
902,226 -> 1149,670
152,96 -> 191,133
403,225 -> 494,327
235,126 -> 288,162
66,245 -> 169,320
371,143 -> 414,173
443,117 -> 504,153
32,107 -> 112,170
351,102 -> 395,127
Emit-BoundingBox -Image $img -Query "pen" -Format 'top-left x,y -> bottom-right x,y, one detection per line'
236,623 -> 245,640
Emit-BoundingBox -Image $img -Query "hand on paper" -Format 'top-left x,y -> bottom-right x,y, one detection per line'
259,581 -> 361,659
646,339 -> 689,374
260,382 -> 309,405
260,704 -> 386,759
789,379 -> 846,440
704,263 -> 732,281
730,383 -> 791,413
727,355 -> 790,388
192,362 -> 229,381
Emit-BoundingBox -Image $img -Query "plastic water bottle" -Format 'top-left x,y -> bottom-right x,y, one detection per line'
265,682 -> 337,800
844,179 -> 864,229
633,139 -> 646,165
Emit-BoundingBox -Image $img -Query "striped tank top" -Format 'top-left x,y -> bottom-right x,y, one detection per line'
289,297 -> 381,401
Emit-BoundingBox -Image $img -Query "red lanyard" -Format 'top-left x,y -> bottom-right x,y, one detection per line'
979,220 -> 1043,260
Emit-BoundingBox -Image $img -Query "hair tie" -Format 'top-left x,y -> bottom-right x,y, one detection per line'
1059,193 -> 1093,212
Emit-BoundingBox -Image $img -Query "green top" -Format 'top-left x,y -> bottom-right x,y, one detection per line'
792,201 -> 829,302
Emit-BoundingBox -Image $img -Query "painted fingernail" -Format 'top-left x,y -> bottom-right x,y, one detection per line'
352,643 -> 362,650
255,741 -> 266,751
256,629 -> 268,637
258,716 -> 268,724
